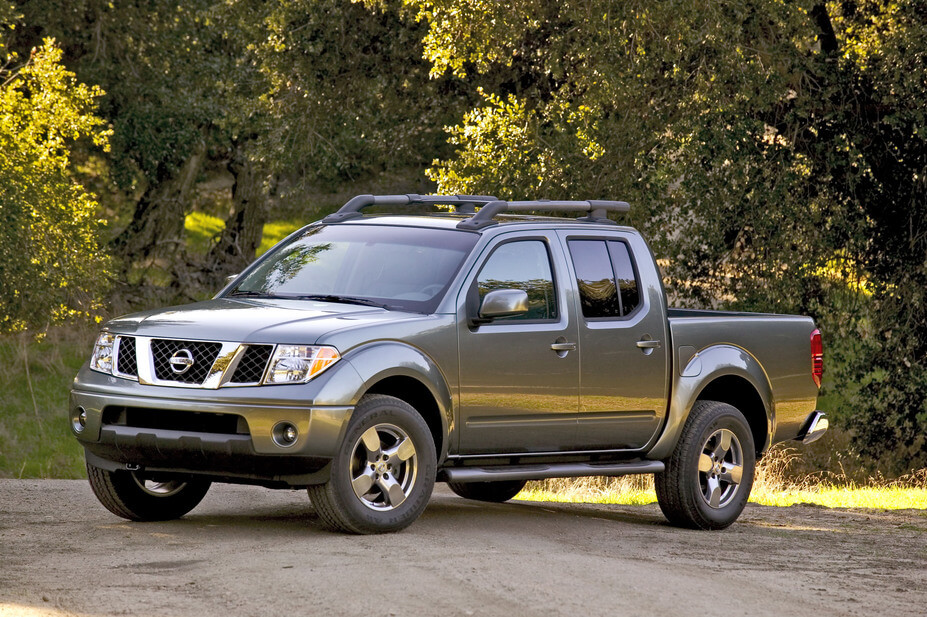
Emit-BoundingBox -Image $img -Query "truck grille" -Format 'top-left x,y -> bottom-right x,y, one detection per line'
116,336 -> 138,377
108,337 -> 277,388
230,344 -> 273,383
151,339 -> 223,384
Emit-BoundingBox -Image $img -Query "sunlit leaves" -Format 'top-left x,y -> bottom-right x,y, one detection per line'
0,39 -> 112,332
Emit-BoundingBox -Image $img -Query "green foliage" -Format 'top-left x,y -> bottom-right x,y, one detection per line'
255,0 -> 466,190
412,0 -> 927,471
0,35 -> 112,332
0,331 -> 92,478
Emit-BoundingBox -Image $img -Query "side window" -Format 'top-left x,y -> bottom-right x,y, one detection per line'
568,240 -> 621,318
608,240 -> 640,315
568,239 -> 640,318
476,240 -> 557,321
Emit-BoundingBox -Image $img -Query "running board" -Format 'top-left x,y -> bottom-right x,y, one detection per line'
443,460 -> 665,483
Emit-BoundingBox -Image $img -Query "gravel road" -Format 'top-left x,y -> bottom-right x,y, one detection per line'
1,480 -> 924,617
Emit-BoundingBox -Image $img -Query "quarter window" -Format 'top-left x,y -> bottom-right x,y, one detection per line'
476,241 -> 557,321
568,239 -> 640,318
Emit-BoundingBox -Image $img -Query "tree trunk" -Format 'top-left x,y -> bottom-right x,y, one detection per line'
208,146 -> 269,275
112,141 -> 207,266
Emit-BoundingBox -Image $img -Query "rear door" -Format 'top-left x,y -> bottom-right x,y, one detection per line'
557,230 -> 670,450
456,232 -> 580,454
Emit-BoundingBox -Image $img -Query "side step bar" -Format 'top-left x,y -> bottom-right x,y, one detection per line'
443,460 -> 665,483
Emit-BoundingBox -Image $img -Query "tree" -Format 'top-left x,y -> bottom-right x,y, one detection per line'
408,0 -> 927,471
15,0 -> 469,292
0,22 -> 111,332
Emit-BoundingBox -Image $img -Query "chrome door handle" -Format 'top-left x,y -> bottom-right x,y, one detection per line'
636,340 -> 662,349
550,342 -> 577,352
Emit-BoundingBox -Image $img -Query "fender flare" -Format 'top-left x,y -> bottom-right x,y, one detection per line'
647,344 -> 774,460
340,342 -> 454,461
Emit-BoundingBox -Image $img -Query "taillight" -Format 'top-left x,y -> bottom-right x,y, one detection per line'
810,329 -> 823,388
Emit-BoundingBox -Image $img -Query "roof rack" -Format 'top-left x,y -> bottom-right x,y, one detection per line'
321,194 -> 498,223
321,194 -> 630,229
456,199 -> 630,230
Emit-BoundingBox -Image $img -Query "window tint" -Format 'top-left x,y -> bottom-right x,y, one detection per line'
476,241 -> 557,321
608,240 -> 640,315
569,240 -> 621,318
569,239 -> 641,318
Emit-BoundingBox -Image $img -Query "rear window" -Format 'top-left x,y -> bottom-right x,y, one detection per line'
568,239 -> 640,318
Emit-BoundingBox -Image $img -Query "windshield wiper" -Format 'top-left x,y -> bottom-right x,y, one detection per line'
228,290 -> 278,298
294,294 -> 390,309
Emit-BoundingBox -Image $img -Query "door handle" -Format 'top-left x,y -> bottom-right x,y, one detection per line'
636,339 -> 662,349
550,342 -> 577,352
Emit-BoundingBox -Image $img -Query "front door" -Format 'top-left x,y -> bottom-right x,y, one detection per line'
457,235 -> 580,454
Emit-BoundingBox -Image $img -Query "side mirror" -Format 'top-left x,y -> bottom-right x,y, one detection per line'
478,289 -> 529,321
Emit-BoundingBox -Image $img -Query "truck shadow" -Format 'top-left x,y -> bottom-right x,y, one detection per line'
159,492 -> 670,534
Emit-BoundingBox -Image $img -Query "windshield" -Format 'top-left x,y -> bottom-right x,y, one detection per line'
227,224 -> 478,313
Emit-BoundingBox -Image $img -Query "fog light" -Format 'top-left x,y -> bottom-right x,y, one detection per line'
272,422 -> 298,447
72,408 -> 87,433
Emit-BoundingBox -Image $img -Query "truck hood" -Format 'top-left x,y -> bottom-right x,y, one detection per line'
104,298 -> 430,344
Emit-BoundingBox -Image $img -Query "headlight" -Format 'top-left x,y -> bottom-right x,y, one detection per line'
265,345 -> 340,384
89,332 -> 116,374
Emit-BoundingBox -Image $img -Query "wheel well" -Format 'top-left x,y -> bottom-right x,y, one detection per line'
696,376 -> 768,455
365,376 -> 444,457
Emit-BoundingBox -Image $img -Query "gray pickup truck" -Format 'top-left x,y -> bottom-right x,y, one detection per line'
70,194 -> 828,533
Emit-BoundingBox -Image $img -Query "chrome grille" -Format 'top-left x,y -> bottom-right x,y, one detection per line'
115,336 -> 138,377
230,345 -> 273,384
151,339 -> 222,384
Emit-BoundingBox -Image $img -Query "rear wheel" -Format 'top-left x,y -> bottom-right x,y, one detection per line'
447,480 -> 527,503
655,400 -> 755,530
86,462 -> 211,521
307,394 -> 436,534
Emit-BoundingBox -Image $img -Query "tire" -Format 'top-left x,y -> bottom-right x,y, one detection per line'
447,480 -> 527,503
655,400 -> 756,530
307,394 -> 436,534
86,461 -> 211,521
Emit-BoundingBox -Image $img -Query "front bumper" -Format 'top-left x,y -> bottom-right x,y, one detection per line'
70,368 -> 358,486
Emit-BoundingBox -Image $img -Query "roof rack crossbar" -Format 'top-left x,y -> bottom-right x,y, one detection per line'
322,194 -> 499,223
456,199 -> 630,230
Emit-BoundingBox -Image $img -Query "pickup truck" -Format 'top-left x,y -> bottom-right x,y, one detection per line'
70,194 -> 828,533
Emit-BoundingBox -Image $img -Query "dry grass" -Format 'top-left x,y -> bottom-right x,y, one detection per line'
516,446 -> 927,510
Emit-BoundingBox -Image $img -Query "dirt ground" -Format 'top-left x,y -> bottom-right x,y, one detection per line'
0,480 -> 924,617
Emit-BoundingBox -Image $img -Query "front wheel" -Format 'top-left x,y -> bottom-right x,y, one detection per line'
307,394 -> 436,534
655,400 -> 756,530
86,462 -> 211,521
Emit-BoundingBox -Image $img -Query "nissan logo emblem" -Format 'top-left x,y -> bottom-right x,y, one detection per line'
169,349 -> 195,374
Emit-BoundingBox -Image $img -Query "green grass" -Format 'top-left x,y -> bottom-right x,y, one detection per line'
517,481 -> 927,510
184,213 -> 305,258
184,211 -> 226,255
0,331 -> 94,478
750,485 -> 927,509
516,450 -> 927,510
258,220 -> 304,256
